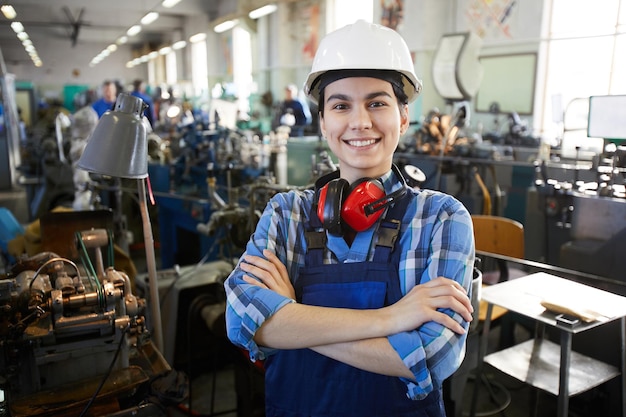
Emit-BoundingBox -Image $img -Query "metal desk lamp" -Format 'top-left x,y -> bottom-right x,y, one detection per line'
77,92 -> 163,352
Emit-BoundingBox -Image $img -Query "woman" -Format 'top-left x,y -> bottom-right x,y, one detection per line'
224,20 -> 475,417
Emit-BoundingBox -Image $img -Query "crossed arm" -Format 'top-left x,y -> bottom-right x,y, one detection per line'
239,249 -> 474,379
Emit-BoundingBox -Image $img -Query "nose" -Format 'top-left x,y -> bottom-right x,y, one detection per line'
348,106 -> 372,130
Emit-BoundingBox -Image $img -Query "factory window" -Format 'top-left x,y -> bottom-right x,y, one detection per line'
540,0 -> 626,143
166,50 -> 177,86
327,0 -> 374,31
233,26 -> 253,118
191,38 -> 209,98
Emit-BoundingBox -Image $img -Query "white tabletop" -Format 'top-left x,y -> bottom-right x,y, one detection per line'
481,272 -> 626,333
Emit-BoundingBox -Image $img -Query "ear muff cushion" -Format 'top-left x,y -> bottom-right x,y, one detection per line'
342,179 -> 385,231
317,178 -> 349,236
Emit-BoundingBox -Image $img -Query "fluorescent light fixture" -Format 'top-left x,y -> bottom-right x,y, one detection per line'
161,0 -> 181,8
189,32 -> 206,43
126,61 -> 135,68
172,40 -> 187,50
116,36 -> 128,45
107,44 -> 118,52
127,25 -> 142,37
10,21 -> 24,33
148,51 -> 159,59
249,4 -> 277,19
17,31 -> 28,41
1,5 -> 17,19
214,19 -> 238,33
141,12 -> 159,25
159,46 -> 172,55
34,60 -> 42,67
22,39 -> 32,46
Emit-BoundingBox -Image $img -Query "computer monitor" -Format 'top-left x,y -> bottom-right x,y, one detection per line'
587,95 -> 626,141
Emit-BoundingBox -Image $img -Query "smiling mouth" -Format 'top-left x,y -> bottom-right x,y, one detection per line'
344,138 -> 379,147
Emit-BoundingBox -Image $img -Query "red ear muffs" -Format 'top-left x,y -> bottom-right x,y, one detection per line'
317,178 -> 349,236
317,178 -> 386,235
342,178 -> 386,231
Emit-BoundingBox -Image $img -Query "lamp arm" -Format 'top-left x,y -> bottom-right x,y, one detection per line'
138,178 -> 164,352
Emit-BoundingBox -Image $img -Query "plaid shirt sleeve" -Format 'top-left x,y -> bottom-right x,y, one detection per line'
389,189 -> 475,400
223,191 -> 307,362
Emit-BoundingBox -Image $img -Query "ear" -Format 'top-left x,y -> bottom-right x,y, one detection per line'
399,104 -> 410,136
319,112 -> 326,138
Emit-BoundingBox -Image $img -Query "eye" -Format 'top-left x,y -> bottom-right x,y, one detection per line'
368,101 -> 387,108
330,102 -> 349,110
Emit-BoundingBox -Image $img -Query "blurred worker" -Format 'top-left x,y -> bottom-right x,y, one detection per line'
277,83 -> 311,137
224,20 -> 474,417
91,80 -> 117,118
68,106 -> 99,210
130,79 -> 156,128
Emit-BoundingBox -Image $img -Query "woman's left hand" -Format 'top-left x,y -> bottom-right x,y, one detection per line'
240,249 -> 296,300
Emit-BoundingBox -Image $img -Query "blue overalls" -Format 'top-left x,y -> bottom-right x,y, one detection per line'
264,193 -> 445,417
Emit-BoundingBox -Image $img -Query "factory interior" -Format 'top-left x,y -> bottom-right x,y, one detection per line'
1,0 -> 626,416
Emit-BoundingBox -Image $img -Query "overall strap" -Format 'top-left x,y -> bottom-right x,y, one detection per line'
373,192 -> 411,263
305,202 -> 326,266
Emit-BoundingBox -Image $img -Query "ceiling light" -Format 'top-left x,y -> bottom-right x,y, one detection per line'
17,31 -> 28,41
148,51 -> 159,59
214,19 -> 238,33
1,5 -> 17,19
161,0 -> 181,8
107,44 -> 118,52
127,25 -> 142,37
10,21 -> 24,33
140,12 -> 159,25
189,32 -> 206,43
172,40 -> 187,50
116,36 -> 128,45
249,4 -> 277,19
159,46 -> 172,55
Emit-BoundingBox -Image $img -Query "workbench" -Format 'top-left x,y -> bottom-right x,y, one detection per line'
471,272 -> 626,417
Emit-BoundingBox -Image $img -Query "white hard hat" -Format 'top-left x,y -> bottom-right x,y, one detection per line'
304,20 -> 422,104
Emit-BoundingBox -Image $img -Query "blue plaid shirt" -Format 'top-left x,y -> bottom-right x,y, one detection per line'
224,168 -> 475,400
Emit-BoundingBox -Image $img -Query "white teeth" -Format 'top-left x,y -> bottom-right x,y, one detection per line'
348,139 -> 376,147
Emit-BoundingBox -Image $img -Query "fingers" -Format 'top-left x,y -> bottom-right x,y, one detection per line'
431,311 -> 467,334
239,250 -> 296,299
243,274 -> 268,289
399,277 -> 474,331
424,277 -> 474,315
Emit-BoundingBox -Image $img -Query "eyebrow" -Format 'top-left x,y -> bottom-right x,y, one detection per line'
326,90 -> 394,104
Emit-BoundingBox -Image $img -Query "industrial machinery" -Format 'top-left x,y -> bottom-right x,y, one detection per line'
0,229 -> 180,416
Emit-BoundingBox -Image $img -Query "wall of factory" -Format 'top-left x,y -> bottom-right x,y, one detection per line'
5,38 -> 143,104
3,0 -> 547,128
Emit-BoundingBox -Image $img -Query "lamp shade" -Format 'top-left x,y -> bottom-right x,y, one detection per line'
77,93 -> 149,179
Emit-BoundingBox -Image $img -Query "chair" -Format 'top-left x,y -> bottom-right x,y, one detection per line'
471,214 -> 526,333
467,215 -> 526,417
472,214 -> 525,283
